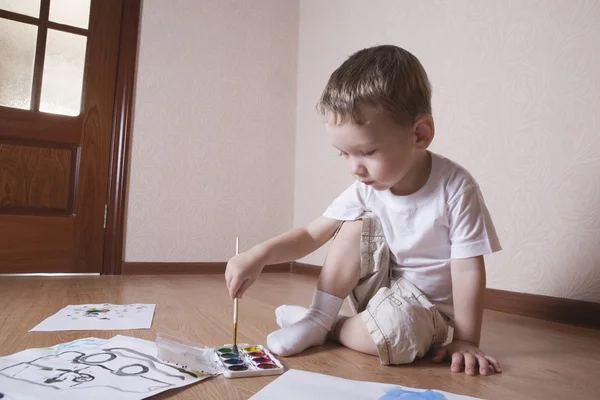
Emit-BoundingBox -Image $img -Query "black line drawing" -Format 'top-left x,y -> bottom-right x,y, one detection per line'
0,346 -> 199,394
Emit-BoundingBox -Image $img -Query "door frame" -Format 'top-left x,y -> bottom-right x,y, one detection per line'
102,0 -> 141,275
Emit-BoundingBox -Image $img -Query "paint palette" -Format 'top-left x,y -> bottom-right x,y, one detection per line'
155,333 -> 284,379
215,344 -> 284,378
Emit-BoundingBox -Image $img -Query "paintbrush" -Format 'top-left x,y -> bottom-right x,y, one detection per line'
232,237 -> 240,355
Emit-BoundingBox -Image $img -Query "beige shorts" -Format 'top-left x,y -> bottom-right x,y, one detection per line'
346,213 -> 449,365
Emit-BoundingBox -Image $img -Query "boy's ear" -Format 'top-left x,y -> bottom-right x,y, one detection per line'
413,115 -> 435,149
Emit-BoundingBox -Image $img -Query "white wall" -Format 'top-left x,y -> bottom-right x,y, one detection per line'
124,0 -> 600,302
294,0 -> 600,302
125,0 -> 299,261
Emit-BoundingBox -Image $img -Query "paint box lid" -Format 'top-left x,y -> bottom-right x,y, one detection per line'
156,333 -> 222,376
155,333 -> 284,379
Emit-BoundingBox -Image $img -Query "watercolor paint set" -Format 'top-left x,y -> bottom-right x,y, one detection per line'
213,344 -> 283,377
156,333 -> 284,379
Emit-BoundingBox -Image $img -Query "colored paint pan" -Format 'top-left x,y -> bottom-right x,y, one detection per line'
248,351 -> 265,357
257,363 -> 278,369
217,347 -> 233,354
243,346 -> 262,353
251,356 -> 271,363
227,365 -> 248,371
220,353 -> 238,359
223,358 -> 244,365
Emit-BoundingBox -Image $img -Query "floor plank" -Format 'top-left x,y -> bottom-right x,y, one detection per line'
0,273 -> 599,399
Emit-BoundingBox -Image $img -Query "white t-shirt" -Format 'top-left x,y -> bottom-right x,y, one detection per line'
323,152 -> 501,318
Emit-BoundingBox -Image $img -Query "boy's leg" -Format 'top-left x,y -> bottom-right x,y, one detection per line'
274,308 -> 379,357
267,220 -> 363,356
331,314 -> 378,356
316,219 -> 362,297
270,212 -> 448,365
354,278 -> 450,365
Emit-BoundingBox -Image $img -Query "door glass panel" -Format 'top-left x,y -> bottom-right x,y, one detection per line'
0,0 -> 40,18
39,29 -> 87,116
49,0 -> 91,29
0,18 -> 37,109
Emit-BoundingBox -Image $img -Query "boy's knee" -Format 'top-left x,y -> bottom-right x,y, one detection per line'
323,219 -> 362,269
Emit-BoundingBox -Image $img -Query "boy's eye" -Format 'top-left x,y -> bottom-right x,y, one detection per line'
338,151 -> 349,157
361,149 -> 377,156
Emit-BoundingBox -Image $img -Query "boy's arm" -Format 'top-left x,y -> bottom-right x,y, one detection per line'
253,216 -> 343,266
450,255 -> 486,346
225,216 -> 342,299
432,255 -> 502,375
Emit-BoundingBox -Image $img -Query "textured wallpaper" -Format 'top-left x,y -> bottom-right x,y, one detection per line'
125,0 -> 299,261
293,0 -> 600,302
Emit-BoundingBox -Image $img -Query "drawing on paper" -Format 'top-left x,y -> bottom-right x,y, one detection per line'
0,347 -> 197,393
249,369 -> 479,400
30,304 -> 156,331
67,305 -> 150,321
0,336 -> 206,400
380,387 -> 447,400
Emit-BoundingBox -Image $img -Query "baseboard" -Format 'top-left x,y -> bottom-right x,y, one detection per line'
121,261 -> 599,330
484,288 -> 599,330
291,262 -> 321,275
290,262 -> 600,330
121,262 -> 291,275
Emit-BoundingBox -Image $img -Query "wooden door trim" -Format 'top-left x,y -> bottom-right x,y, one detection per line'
102,0 -> 141,275
31,0 -> 50,111
0,108 -> 82,144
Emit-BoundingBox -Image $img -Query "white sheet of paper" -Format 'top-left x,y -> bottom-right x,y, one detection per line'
30,304 -> 156,331
0,335 -> 208,400
250,369 -> 481,400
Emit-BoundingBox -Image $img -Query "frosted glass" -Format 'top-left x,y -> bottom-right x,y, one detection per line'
0,0 -> 40,17
39,29 -> 87,116
49,0 -> 90,29
0,19 -> 37,110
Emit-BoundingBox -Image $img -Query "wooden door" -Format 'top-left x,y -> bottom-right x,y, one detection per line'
0,0 -> 123,273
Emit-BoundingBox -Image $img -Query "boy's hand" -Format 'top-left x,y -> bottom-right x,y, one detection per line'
431,341 -> 501,376
225,249 -> 265,300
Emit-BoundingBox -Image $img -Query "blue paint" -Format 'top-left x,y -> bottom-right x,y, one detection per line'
379,387 -> 447,400
49,338 -> 108,354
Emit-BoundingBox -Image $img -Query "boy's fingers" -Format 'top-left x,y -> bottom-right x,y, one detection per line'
464,353 -> 476,375
477,356 -> 490,375
236,280 -> 252,299
229,277 -> 240,300
450,352 -> 463,373
486,356 -> 502,373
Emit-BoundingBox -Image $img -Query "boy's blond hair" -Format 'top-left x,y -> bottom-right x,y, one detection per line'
317,45 -> 431,126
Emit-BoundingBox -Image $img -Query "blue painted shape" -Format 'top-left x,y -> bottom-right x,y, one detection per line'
50,338 -> 108,354
379,387 -> 447,400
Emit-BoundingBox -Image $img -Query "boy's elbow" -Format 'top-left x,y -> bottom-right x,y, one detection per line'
305,216 -> 343,248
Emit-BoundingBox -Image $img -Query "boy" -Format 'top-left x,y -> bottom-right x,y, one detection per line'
225,45 -> 502,376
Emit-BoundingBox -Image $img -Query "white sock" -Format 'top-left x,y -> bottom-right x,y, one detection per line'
275,305 -> 310,328
267,290 -> 343,356
275,305 -> 346,330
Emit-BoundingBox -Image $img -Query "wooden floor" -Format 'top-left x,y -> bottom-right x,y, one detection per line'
1,273 -> 599,400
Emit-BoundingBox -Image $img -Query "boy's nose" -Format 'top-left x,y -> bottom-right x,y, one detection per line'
351,162 -> 367,178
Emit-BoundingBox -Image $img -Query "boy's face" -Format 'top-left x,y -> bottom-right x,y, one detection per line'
325,107 -> 428,192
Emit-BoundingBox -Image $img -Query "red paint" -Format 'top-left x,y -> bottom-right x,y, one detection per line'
257,363 -> 278,369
